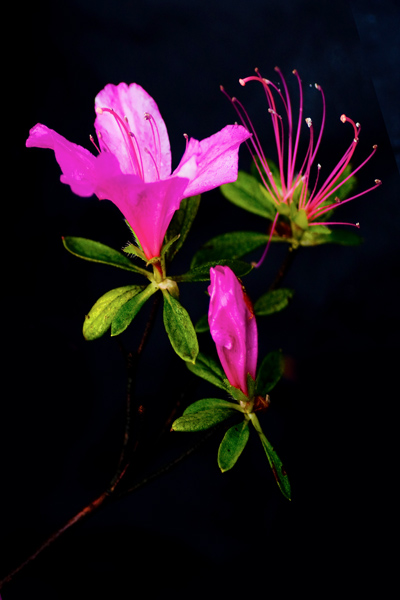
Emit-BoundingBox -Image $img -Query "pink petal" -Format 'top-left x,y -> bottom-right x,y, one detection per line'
174,124 -> 251,197
105,173 -> 191,260
94,83 -> 171,181
208,266 -> 258,395
26,124 -> 100,197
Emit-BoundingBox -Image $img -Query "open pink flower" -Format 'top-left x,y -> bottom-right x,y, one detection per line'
26,83 -> 251,261
222,67 -> 381,265
208,266 -> 258,396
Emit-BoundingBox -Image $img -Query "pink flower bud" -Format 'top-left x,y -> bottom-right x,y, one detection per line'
208,266 -> 258,396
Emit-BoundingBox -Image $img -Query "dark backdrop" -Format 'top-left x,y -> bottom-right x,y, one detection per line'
3,1 -> 399,598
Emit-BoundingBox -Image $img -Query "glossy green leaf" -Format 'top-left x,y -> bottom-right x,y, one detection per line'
218,420 -> 250,472
256,350 -> 284,396
171,407 -> 237,432
163,292 -> 199,363
172,259 -> 252,283
220,171 -> 277,219
186,352 -> 227,391
183,398 -> 243,415
164,195 -> 201,261
83,285 -> 146,341
111,284 -> 158,337
300,225 -> 363,246
254,288 -> 294,316
190,231 -> 268,268
62,236 -> 147,275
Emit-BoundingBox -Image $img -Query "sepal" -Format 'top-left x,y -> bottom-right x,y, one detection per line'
122,242 -> 146,261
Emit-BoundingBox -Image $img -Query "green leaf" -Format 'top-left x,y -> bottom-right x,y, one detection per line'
171,407 -> 237,432
254,288 -> 294,316
194,314 -> 209,333
190,231 -> 268,268
83,285 -> 146,341
183,398 -> 243,415
62,236 -> 147,275
164,195 -> 201,261
249,413 -> 291,500
186,352 -> 228,391
111,284 -> 158,337
220,171 -> 277,219
172,259 -> 252,283
256,350 -> 284,396
300,225 -> 363,247
259,431 -> 291,500
163,292 -> 199,363
218,420 -> 250,472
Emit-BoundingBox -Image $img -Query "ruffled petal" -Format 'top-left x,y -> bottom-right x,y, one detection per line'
94,83 -> 171,181
26,124 -> 99,197
174,124 -> 251,197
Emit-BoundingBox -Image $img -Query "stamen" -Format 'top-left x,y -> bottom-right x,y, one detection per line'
309,220 -> 361,228
183,133 -> 189,150
96,106 -> 144,179
144,147 -> 160,179
89,134 -> 101,154
253,211 -> 280,268
144,112 -> 162,175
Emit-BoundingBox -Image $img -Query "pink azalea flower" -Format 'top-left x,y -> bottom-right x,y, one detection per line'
26,83 -> 251,262
222,67 -> 381,266
208,265 -> 258,396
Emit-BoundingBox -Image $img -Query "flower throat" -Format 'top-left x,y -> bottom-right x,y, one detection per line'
94,107 -> 162,181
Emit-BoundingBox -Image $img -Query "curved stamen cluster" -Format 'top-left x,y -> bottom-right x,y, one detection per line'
222,67 -> 381,237
95,107 -> 162,182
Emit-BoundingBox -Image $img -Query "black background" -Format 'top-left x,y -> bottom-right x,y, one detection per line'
2,0 -> 399,598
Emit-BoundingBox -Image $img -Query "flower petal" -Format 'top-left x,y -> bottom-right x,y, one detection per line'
94,83 -> 171,181
105,173 -> 192,260
208,266 -> 258,395
26,124 -> 100,197
174,124 -> 251,198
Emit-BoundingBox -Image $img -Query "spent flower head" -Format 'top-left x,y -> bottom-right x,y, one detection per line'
222,67 -> 381,265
